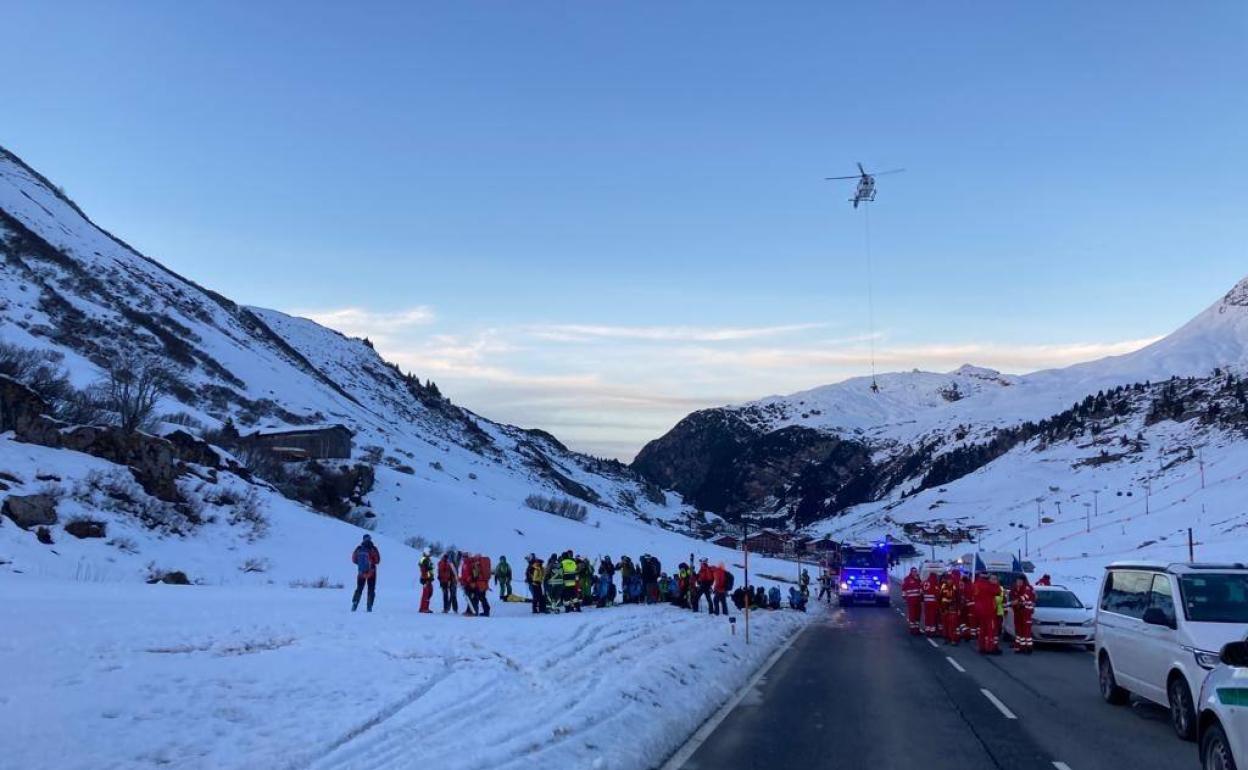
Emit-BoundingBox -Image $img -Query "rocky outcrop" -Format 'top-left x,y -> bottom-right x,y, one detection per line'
3,493 -> 59,528
1,376 -> 232,501
634,409 -> 896,525
65,519 -> 107,538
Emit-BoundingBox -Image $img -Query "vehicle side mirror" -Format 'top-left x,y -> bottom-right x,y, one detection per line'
1221,641 -> 1248,667
1142,607 -> 1176,629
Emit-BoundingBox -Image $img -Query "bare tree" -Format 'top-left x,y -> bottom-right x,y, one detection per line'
101,353 -> 174,434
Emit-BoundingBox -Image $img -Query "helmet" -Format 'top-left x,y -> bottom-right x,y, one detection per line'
422,548 -> 431,557
362,534 -> 372,542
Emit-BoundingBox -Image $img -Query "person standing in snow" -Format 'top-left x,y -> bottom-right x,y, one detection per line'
494,556 -> 512,600
526,554 -> 547,614
437,552 -> 459,614
418,548 -> 434,614
693,558 -> 714,613
561,551 -> 581,612
460,553 -> 478,615
351,534 -> 381,612
711,563 -> 732,617
470,555 -> 491,617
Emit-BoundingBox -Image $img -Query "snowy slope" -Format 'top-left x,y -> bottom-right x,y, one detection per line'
636,277 -> 1248,524
821,372 -> 1248,602
0,143 -> 690,550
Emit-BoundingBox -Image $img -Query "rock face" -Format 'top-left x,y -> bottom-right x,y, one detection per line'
65,519 -> 107,539
3,493 -> 59,528
633,410 -> 898,525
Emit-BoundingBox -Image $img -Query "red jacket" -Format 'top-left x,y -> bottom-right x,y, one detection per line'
437,558 -> 456,585
921,573 -> 941,603
712,566 -> 727,592
973,576 -> 997,617
901,573 -> 922,600
459,556 -> 474,588
1010,584 -> 1036,613
697,563 -> 715,584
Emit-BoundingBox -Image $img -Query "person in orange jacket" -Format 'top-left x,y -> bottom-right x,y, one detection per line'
961,573 -> 978,642
470,555 -> 491,617
1010,576 -> 1036,654
436,553 -> 458,614
459,554 -> 478,615
939,571 -> 962,645
901,567 -> 923,635
417,548 -> 434,614
921,570 -> 942,637
693,558 -> 715,613
711,563 -> 731,616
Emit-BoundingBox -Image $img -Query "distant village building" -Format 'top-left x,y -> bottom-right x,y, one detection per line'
743,530 -> 787,556
712,535 -> 740,550
246,424 -> 353,460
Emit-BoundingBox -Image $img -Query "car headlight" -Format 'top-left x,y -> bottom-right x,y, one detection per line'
840,582 -> 849,590
1192,649 -> 1221,670
880,583 -> 889,592
1081,619 -> 1095,627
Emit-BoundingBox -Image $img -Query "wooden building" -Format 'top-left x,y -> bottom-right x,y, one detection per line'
247,424 -> 353,460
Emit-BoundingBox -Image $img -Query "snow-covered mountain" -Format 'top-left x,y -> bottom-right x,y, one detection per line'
634,277 -> 1248,529
0,144 -> 718,583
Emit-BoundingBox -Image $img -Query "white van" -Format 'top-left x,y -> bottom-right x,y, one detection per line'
1095,562 -> 1248,741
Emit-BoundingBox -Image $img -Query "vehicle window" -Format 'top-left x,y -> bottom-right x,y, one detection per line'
1149,575 -> 1176,625
1035,590 -> 1083,609
1100,570 -> 1152,618
1178,573 -> 1248,623
842,552 -> 885,568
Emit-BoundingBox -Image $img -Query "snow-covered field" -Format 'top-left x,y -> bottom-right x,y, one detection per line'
1,578 -> 808,770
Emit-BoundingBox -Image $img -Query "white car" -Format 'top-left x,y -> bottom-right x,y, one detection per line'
1004,584 -> 1095,648
1095,562 -> 1248,742
1198,638 -> 1248,770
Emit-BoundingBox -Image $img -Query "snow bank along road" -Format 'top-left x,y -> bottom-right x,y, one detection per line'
0,578 -> 809,770
674,602 -> 1195,770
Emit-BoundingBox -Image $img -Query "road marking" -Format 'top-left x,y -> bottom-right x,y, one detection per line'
1052,763 -> 1073,770
927,637 -> 939,649
659,622 -> 810,770
981,688 -> 1018,719
946,656 -> 966,673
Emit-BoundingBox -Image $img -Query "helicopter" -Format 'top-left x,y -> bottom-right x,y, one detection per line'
825,163 -> 905,208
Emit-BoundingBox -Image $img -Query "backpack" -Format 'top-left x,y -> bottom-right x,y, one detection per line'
354,547 -> 372,574
723,570 -> 735,592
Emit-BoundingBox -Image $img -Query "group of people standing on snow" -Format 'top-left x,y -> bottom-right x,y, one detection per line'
899,566 -> 1037,654
349,534 -> 808,618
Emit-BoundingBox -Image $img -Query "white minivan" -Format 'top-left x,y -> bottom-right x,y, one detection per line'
1095,562 -> 1248,741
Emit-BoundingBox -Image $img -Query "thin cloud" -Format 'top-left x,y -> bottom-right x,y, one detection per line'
526,322 -> 828,343
295,306 -> 435,340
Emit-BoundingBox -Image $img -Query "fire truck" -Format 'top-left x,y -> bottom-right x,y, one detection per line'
836,542 -> 891,606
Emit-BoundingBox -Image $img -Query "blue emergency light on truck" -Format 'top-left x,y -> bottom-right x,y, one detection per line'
838,542 -> 891,606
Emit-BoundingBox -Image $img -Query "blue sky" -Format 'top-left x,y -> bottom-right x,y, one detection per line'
3,1 -> 1246,458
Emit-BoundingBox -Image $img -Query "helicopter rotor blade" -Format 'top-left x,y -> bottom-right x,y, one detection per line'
857,162 -> 866,175
871,168 -> 906,176
824,175 -> 860,180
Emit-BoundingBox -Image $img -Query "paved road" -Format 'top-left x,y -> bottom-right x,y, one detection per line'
675,602 -> 1196,770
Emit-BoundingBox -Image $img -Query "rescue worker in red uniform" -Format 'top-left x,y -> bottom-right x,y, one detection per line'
1010,576 -> 1036,654
901,567 -> 923,635
974,572 -> 1000,654
921,570 -> 942,637
961,573 -> 978,642
417,548 -> 434,614
1036,574 -> 1052,586
939,571 -> 962,645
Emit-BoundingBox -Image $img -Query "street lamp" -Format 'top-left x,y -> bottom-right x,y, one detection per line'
1083,502 -> 1092,533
